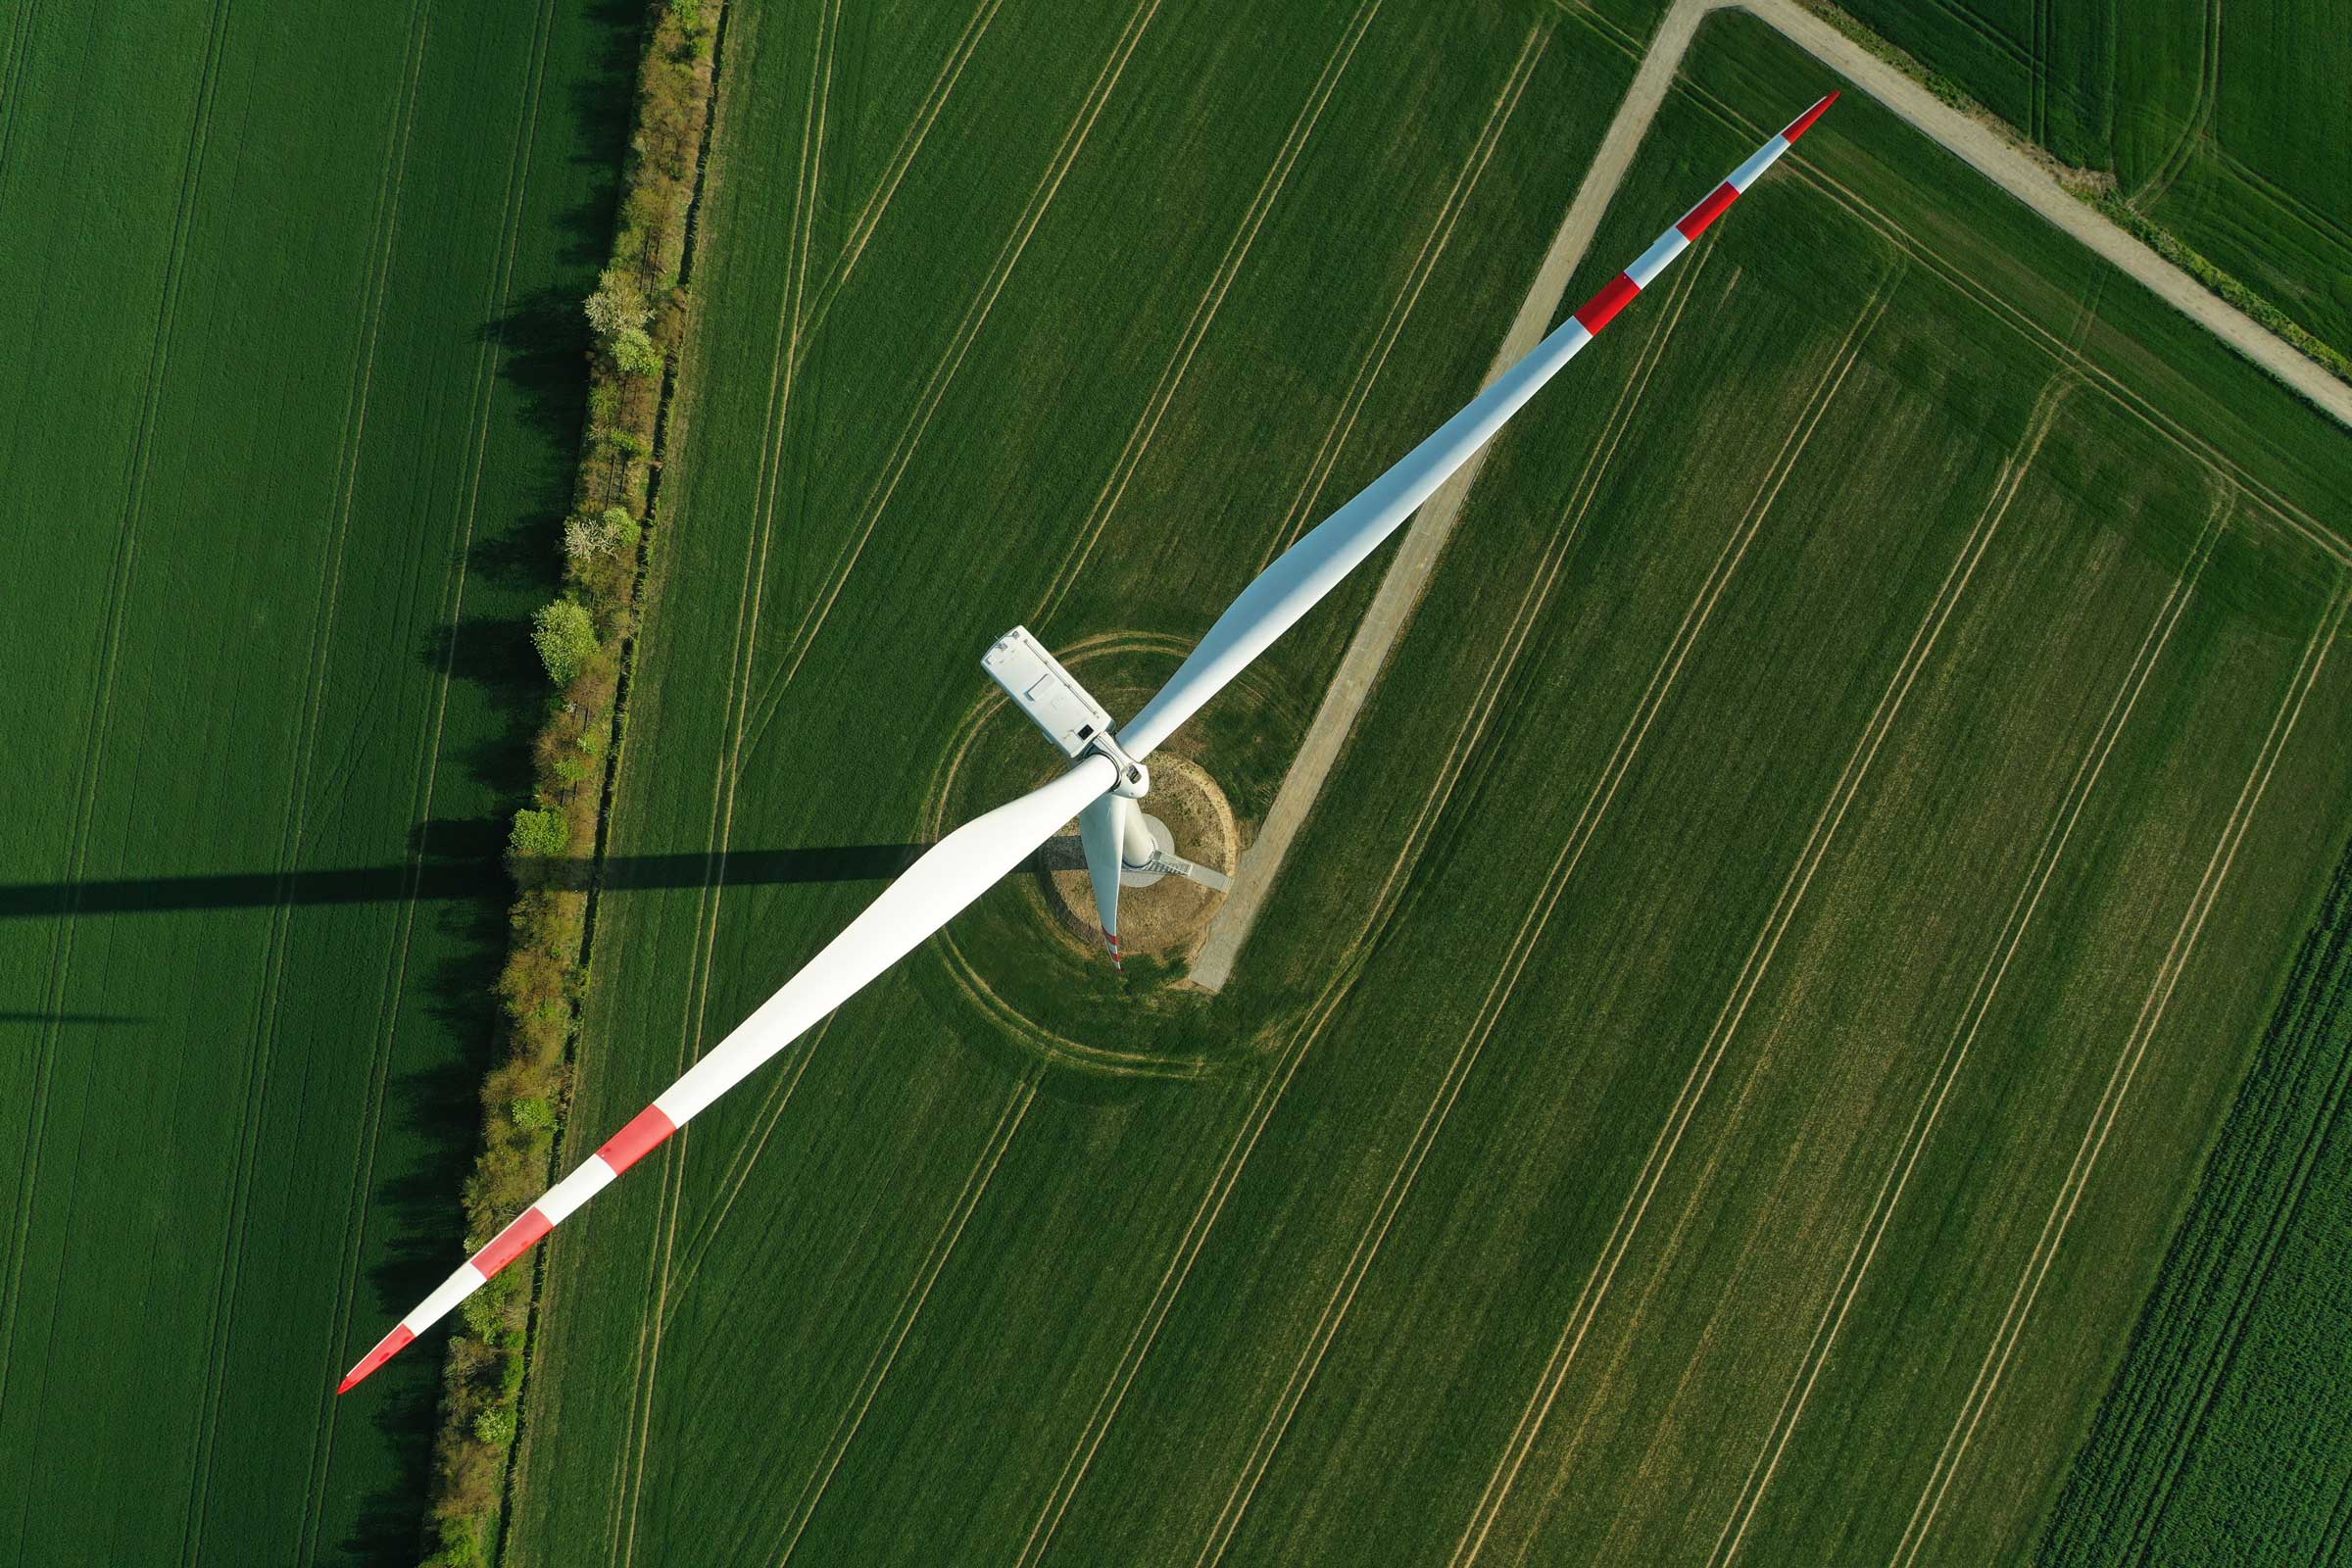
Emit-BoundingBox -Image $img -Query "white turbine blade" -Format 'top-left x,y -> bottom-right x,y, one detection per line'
1077,792 -> 1128,965
1118,93 -> 1838,761
338,754 -> 1118,1393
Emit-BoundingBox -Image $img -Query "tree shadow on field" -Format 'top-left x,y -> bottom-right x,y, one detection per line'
417,612 -> 548,800
564,0 -> 645,267
335,821 -> 509,1566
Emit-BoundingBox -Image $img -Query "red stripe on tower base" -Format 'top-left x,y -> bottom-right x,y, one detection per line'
1574,271 -> 1642,334
337,1324 -> 416,1394
1677,181 -> 1741,239
472,1205 -> 554,1279
1782,90 -> 1839,142
596,1103 -> 678,1175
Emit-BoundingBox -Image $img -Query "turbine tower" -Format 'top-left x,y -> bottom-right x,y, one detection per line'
338,93 -> 1839,1394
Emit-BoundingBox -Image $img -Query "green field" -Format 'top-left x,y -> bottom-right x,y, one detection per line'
496,4 -> 2352,1565
1832,0 -> 2352,360
2041,844 -> 2352,1564
0,0 -> 629,1558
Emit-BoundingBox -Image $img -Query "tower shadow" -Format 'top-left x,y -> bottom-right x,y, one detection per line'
0,843 -> 939,919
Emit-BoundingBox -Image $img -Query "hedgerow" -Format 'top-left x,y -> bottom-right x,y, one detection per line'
418,0 -> 727,1561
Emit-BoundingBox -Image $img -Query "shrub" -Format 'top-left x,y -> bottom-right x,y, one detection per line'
473,1406 -> 518,1447
564,506 -> 642,565
530,599 -> 600,685
508,808 -> 568,864
583,267 -> 650,340
422,0 -> 728,1559
611,324 -> 662,377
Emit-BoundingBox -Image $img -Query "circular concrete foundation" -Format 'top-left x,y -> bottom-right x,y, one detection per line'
1037,754 -> 1237,959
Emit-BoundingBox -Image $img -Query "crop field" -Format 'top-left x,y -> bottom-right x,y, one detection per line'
496,4 -> 2352,1566
1832,0 -> 2352,360
2040,844 -> 2352,1565
0,0 -> 629,1559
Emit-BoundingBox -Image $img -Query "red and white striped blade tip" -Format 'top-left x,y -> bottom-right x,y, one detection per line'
337,1325 -> 416,1394
1784,90 -> 1839,142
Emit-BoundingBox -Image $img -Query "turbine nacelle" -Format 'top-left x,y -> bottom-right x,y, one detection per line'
981,626 -> 1150,798
983,625 -> 1223,961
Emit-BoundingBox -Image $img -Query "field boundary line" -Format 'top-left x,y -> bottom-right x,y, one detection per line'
2109,890 -> 2352,1557
1702,453 -> 2221,1568
1445,279 -> 2033,1568
1251,24 -> 1549,572
1028,0 -> 1385,630
607,6 -> 840,1558
0,0 -> 235,1528
741,0 -> 1164,750
1887,571 -> 2351,1568
1717,0 -> 2352,434
791,0 -> 1006,351
770,1079 -> 1038,1565
1189,250 -> 1855,1568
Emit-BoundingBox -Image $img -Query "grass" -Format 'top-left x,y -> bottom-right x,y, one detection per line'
500,4 -> 2352,1566
1822,0 -> 2352,360
2039,842 -> 2352,1564
0,0 -> 633,1559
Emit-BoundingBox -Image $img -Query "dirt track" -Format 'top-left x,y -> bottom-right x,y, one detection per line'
1189,0 -> 2350,992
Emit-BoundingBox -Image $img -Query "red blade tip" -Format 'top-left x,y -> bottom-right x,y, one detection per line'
336,1325 -> 416,1394
1784,91 -> 1840,142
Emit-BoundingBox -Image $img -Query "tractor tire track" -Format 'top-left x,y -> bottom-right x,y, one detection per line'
1015,239 -> 1715,1567
1703,461 -> 2222,1568
656,1016 -> 831,1323
768,1078 -> 1038,1566
1193,0 -> 1734,989
605,6 -> 840,1558
1028,0 -> 1384,631
305,1 -> 565,1551
1252,24 -> 1548,572
789,0 -> 1006,353
0,0 -> 236,1499
1887,574 -> 2348,1568
1446,281 -> 2044,1568
186,4 -> 444,1558
0,0 -> 43,179
741,0 -> 1163,753
1019,252 -> 1846,1568
1190,254 -> 1874,1568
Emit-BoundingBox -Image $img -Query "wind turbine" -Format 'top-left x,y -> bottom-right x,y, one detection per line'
339,93 -> 1838,1394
